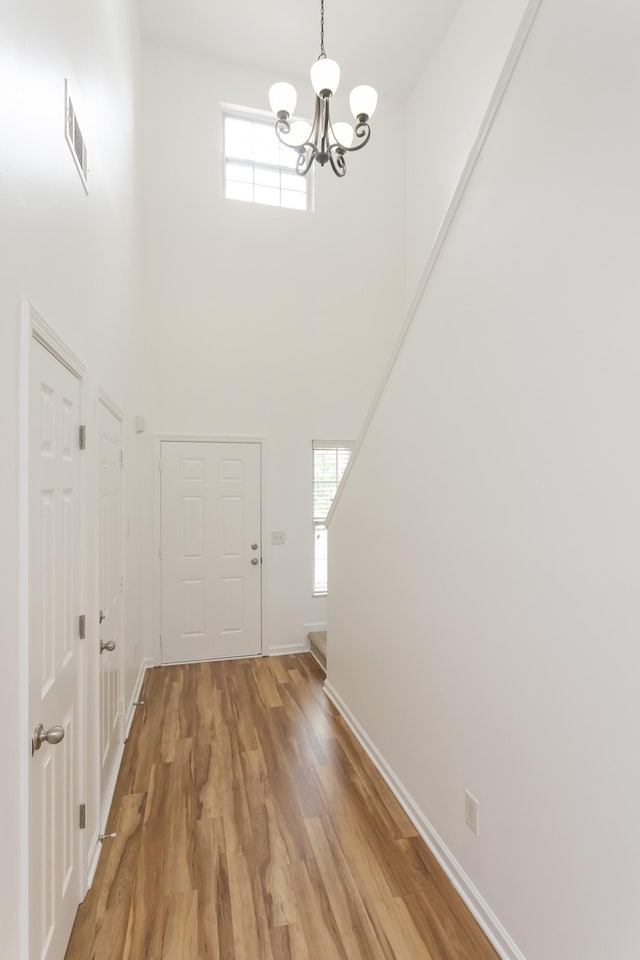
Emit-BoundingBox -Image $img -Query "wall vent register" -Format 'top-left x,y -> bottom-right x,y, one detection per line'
65,80 -> 88,192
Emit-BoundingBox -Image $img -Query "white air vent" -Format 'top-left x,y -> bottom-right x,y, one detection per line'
64,80 -> 88,193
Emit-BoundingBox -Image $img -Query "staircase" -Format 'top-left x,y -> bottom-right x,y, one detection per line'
308,630 -> 327,671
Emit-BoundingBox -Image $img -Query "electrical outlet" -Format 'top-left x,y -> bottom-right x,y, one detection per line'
465,790 -> 480,836
271,531 -> 286,545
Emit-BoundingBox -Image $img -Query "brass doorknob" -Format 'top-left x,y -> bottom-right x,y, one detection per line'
32,724 -> 65,755
100,639 -> 116,654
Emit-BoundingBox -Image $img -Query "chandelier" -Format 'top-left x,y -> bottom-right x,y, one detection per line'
267,0 -> 378,178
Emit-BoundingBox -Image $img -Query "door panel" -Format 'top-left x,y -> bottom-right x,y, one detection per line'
29,339 -> 81,960
161,441 -> 262,663
98,400 -> 123,824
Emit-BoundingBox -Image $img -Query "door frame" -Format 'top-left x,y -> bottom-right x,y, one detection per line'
18,300 -> 89,960
153,434 -> 268,665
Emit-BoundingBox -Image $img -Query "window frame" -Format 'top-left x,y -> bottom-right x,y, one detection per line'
312,440 -> 354,598
222,105 -> 313,212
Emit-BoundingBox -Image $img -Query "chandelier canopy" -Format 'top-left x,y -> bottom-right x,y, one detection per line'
268,0 -> 378,178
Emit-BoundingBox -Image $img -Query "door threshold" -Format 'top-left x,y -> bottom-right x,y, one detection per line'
159,651 -> 263,666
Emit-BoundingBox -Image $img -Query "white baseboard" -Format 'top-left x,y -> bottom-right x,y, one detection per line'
125,657 -> 154,737
323,681 -> 526,960
86,657 -> 153,889
268,641 -> 310,656
87,831 -> 102,888
309,647 -> 326,673
86,745 -> 126,889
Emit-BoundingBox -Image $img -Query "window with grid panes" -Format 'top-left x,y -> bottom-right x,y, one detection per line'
313,442 -> 354,596
223,111 -> 311,211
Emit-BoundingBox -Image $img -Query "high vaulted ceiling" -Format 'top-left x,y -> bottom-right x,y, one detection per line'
138,0 -> 462,102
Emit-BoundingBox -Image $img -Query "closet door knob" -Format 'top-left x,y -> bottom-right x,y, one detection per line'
32,724 -> 65,755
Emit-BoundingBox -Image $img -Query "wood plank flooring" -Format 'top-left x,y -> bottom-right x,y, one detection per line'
65,654 -> 499,960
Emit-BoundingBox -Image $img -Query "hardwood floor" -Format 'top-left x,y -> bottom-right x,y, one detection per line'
65,654 -> 499,960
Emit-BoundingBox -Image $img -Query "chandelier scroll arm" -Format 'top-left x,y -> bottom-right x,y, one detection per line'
328,144 -> 347,177
297,145 -> 317,176
345,120 -> 371,153
274,116 -> 292,148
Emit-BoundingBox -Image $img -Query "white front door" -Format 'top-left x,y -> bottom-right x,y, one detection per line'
161,441 -> 262,663
98,399 -> 123,824
29,339 -> 82,960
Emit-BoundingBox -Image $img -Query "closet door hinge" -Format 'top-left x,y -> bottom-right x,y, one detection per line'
79,804 -> 86,830
79,425 -> 86,450
79,615 -> 86,640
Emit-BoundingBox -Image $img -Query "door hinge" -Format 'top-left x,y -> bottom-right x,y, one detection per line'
120,575 -> 125,591
120,449 -> 124,467
79,614 -> 86,640
79,425 -> 86,450
79,804 -> 86,830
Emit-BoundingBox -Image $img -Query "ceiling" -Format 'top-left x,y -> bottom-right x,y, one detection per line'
138,0 -> 463,102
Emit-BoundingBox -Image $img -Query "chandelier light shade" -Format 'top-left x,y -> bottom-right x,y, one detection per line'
349,85 -> 378,122
268,82 -> 297,118
283,120 -> 313,146
267,0 -> 377,178
330,122 -> 354,149
310,58 -> 341,98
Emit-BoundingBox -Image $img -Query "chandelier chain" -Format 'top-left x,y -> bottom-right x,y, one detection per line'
319,0 -> 326,59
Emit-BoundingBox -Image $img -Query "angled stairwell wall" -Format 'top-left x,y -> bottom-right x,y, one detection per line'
326,1 -> 640,958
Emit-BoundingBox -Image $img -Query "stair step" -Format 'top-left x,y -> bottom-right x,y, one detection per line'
308,630 -> 327,670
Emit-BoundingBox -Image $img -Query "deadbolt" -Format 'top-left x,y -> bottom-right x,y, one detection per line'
100,639 -> 116,654
32,724 -> 65,756
99,609 -> 106,624
251,557 -> 259,565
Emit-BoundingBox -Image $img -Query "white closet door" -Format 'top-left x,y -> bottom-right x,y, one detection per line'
29,339 -> 82,960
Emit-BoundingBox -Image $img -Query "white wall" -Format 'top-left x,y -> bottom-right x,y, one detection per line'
0,1 -> 145,953
404,0 -> 529,301
328,1 -> 640,958
139,43 -> 405,653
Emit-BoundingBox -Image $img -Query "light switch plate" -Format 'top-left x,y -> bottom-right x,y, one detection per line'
271,531 -> 286,545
